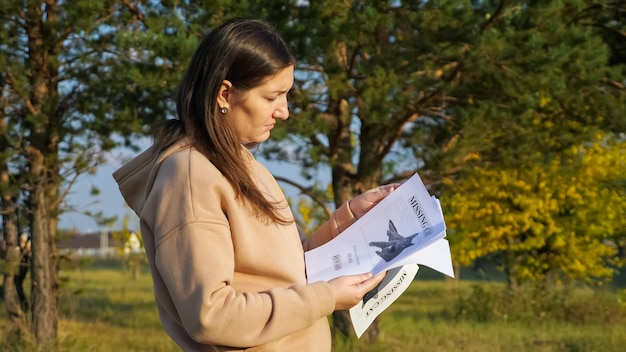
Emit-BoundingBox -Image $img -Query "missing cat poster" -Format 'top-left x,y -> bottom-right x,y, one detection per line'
304,173 -> 455,337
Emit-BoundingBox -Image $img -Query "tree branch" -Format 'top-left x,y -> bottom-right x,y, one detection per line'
480,0 -> 507,34
274,175 -> 332,217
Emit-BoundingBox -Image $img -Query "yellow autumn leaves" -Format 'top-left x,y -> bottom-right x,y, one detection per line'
444,133 -> 625,285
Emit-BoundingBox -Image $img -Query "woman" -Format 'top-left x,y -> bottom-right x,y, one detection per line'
114,18 -> 395,351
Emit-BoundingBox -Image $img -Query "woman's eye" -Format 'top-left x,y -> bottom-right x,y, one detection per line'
266,97 -> 278,101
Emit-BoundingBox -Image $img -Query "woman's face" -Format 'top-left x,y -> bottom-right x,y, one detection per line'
221,65 -> 294,144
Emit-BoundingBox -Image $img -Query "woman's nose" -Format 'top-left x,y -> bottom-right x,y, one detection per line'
274,100 -> 289,120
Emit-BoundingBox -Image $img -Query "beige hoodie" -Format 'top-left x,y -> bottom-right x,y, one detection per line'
113,140 -> 357,351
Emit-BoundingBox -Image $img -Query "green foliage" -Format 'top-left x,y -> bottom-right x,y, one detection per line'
445,1 -> 625,170
0,0 -> 198,232
579,1 -> 626,67
455,283 -> 626,325
251,0 -> 480,194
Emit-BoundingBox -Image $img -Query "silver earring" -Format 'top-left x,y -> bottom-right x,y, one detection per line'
220,107 -> 228,114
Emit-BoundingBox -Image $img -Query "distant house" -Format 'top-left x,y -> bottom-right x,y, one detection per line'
57,231 -> 123,257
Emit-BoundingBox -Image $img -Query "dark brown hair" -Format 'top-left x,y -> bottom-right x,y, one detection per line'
153,18 -> 295,224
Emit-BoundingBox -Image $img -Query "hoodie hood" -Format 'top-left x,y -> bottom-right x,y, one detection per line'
112,141 -> 189,217
112,145 -> 159,217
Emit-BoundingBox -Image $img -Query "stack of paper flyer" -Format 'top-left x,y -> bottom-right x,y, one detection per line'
304,173 -> 455,337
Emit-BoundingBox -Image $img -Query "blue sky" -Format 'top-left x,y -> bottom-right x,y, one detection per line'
59,162 -> 132,233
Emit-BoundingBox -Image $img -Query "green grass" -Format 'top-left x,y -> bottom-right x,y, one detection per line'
1,261 -> 179,352
1,260 -> 625,351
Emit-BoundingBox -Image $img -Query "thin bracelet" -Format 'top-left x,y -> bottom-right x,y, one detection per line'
348,199 -> 359,219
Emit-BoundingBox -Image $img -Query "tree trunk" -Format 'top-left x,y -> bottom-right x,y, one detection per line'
2,216 -> 29,336
29,153 -> 59,348
331,311 -> 354,338
23,1 -> 62,346
1,145 -> 29,337
328,98 -> 383,340
503,249 -> 519,291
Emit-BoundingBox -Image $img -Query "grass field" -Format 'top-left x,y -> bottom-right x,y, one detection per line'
1,259 -> 625,351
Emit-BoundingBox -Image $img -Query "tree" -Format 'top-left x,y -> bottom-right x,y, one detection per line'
0,1 -> 193,346
439,1 -> 626,287
258,0 -> 475,339
445,135 -> 626,288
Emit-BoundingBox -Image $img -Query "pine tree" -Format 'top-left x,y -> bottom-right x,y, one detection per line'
441,0 -> 626,287
0,0 -> 194,345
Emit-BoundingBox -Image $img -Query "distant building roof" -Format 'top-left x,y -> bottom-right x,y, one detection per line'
57,231 -> 123,257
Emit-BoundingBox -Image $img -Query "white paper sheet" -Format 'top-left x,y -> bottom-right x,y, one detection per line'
305,173 -> 447,283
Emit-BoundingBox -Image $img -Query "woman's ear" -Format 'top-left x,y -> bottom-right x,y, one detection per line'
217,80 -> 233,109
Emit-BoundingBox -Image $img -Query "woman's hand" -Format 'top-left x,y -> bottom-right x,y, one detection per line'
327,272 -> 387,311
349,184 -> 400,219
